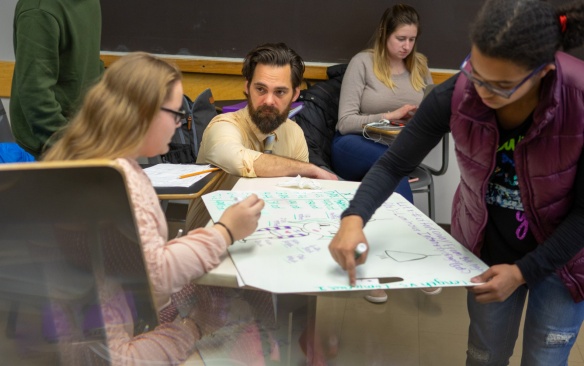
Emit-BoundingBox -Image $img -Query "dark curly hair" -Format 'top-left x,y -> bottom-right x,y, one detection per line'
470,0 -> 584,69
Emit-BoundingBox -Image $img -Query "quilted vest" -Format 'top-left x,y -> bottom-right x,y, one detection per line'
450,52 -> 584,302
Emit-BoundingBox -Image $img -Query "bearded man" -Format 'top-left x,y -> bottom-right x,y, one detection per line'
186,43 -> 337,229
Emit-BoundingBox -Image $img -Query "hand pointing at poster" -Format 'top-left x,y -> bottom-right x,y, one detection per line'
328,215 -> 368,286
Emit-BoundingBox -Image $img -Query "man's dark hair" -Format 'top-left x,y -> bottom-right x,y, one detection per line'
242,42 -> 305,89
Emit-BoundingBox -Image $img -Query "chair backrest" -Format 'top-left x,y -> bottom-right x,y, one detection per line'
421,133 -> 449,176
0,160 -> 158,365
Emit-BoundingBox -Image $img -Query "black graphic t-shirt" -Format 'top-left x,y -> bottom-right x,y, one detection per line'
481,116 -> 538,266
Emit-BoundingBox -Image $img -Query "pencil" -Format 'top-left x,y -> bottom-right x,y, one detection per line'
179,167 -> 220,179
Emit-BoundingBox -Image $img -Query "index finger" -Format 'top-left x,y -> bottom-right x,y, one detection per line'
345,256 -> 357,286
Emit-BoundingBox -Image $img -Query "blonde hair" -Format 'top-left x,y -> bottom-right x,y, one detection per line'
44,52 -> 182,161
371,4 -> 430,91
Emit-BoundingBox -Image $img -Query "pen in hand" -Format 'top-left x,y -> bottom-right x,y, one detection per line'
354,242 -> 368,259
179,167 -> 220,179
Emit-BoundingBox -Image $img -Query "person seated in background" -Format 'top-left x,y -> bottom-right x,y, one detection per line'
186,42 -> 338,230
332,3 -> 433,187
44,52 -> 267,365
331,4 -> 439,304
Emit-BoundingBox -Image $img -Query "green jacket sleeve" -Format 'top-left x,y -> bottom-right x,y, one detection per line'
12,9 -> 66,148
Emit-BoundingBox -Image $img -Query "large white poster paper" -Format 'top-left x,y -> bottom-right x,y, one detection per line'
203,189 -> 488,294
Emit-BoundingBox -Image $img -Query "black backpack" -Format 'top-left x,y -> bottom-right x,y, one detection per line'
160,88 -> 218,164
293,64 -> 347,171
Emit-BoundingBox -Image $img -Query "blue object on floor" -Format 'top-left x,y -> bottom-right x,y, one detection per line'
0,143 -> 36,163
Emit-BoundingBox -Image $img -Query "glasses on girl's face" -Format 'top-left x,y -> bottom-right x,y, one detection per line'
160,107 -> 186,125
460,54 -> 546,99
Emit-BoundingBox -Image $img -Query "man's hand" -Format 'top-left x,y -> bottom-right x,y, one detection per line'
328,215 -> 367,286
467,264 -> 526,303
312,166 -> 339,180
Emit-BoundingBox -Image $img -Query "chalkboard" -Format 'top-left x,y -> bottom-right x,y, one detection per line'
101,0 -> 583,69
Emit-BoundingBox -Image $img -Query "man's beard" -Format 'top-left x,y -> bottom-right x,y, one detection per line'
248,98 -> 291,134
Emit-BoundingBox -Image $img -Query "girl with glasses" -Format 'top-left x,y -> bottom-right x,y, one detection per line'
329,0 -> 584,364
44,52 -> 266,365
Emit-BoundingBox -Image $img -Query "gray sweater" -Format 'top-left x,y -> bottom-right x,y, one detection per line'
337,51 -> 433,135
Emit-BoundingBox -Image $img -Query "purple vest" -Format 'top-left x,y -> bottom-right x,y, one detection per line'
450,52 -> 584,302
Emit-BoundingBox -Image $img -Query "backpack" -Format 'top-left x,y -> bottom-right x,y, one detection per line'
160,88 -> 218,164
293,64 -> 347,171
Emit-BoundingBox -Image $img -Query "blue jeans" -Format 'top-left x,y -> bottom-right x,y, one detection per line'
331,132 -> 413,203
467,273 -> 584,366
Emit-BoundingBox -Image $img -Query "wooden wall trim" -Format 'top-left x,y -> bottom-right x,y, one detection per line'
100,54 -> 331,80
1,56 -> 455,99
0,61 -> 13,99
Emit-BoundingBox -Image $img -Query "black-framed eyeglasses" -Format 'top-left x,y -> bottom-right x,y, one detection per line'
160,107 -> 186,125
460,54 -> 546,99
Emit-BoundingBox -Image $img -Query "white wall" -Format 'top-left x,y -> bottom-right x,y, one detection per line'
0,0 -> 17,116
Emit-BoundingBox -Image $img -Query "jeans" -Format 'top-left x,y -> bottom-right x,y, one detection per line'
466,273 -> 584,366
331,132 -> 413,203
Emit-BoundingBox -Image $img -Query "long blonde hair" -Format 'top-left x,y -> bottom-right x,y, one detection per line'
371,4 -> 430,91
44,52 -> 182,161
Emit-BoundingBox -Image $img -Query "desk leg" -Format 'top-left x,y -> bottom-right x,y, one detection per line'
294,294 -> 347,365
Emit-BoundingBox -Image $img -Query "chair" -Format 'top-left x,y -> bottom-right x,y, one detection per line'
409,133 -> 450,221
0,161 -> 158,364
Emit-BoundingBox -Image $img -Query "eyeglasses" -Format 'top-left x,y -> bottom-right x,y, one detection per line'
160,107 -> 186,125
460,54 -> 546,99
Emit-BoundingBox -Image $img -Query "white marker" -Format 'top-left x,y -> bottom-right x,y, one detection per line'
175,229 -> 183,239
354,242 -> 368,259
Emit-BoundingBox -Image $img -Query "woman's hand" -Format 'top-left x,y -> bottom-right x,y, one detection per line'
216,194 -> 264,243
384,104 -> 418,121
328,215 -> 368,286
467,264 -> 526,303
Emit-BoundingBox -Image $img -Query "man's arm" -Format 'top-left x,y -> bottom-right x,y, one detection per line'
199,121 -> 337,180
254,154 -> 337,180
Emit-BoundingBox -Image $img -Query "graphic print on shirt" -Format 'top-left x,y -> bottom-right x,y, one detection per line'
486,135 -> 524,210
485,127 -> 533,242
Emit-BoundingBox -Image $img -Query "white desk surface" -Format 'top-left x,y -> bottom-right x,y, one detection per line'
194,177 -> 360,289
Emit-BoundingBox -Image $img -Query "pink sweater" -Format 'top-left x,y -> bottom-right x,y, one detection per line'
99,159 -> 229,365
116,158 -> 228,310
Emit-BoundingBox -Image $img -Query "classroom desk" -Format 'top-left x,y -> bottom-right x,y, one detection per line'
192,177 -> 364,365
147,167 -> 225,201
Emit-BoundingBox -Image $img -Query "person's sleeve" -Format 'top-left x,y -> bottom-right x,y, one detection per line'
12,10 -> 67,147
200,121 -> 262,177
342,74 -> 458,224
102,285 -> 201,366
516,154 -> 584,286
123,166 -> 228,305
425,67 -> 435,86
337,55 -> 385,135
